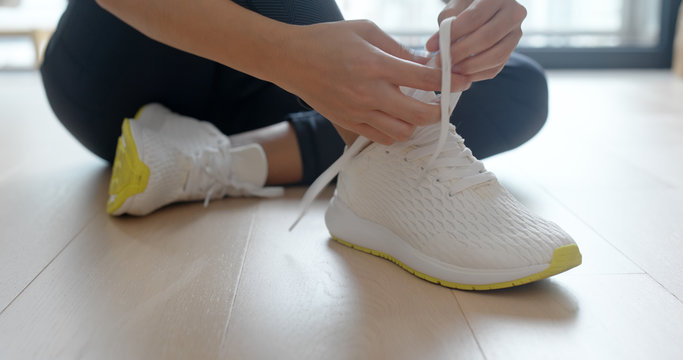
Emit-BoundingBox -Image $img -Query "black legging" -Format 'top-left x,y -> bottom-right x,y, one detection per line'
41,0 -> 548,184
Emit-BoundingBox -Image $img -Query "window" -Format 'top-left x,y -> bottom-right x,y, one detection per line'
519,0 -> 661,48
336,0 -> 682,68
516,0 -> 681,68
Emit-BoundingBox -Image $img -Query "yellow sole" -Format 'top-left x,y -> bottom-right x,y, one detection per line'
107,118 -> 151,215
332,236 -> 582,291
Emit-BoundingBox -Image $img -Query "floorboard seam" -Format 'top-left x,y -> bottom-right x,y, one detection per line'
534,183 -> 683,302
451,291 -> 488,360
220,205 -> 259,347
535,182 -> 645,272
0,210 -> 98,316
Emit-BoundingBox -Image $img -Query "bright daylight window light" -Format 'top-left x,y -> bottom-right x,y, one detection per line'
0,0 -> 67,69
336,0 -> 663,49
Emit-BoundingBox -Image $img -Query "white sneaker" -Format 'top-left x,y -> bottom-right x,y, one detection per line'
324,124 -> 580,290
107,103 -> 283,216
291,17 -> 581,290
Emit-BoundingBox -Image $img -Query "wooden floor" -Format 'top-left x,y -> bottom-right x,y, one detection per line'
1,70 -> 682,359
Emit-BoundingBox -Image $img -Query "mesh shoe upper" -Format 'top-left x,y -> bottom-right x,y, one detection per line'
334,128 -> 573,270
112,103 -> 281,216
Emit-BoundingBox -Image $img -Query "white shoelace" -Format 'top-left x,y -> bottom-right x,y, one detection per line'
289,17 -> 494,230
185,143 -> 284,207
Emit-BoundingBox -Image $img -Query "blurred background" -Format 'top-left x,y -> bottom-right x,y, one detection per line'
337,0 -> 681,69
1,3 -> 683,359
0,0 -> 681,70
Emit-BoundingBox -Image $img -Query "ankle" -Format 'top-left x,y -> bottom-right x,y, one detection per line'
228,122 -> 304,185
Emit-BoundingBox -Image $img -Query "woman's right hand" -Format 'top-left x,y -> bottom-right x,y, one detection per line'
276,20 -> 471,145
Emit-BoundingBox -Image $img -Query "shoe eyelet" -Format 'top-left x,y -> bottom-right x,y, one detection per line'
385,150 -> 390,154
435,178 -> 440,182
403,157 -> 408,162
448,192 -> 453,197
420,166 -> 424,171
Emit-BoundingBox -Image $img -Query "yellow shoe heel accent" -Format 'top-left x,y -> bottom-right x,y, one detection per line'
134,106 -> 146,120
107,119 -> 151,215
332,236 -> 582,291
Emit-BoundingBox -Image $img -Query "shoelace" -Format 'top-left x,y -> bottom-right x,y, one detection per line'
392,123 -> 493,193
185,143 -> 284,207
289,17 -> 493,230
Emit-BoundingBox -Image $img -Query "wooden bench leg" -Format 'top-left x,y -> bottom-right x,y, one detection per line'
31,29 -> 53,69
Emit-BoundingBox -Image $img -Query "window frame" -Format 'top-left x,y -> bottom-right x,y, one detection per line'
516,0 -> 682,69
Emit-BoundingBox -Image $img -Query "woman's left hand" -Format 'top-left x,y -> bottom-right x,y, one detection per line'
426,0 -> 527,82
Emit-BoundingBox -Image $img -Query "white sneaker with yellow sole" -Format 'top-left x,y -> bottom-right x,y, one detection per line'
107,103 -> 282,216
291,17 -> 581,290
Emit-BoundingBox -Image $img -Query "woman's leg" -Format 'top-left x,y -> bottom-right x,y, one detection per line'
41,0 -> 222,162
41,0 -> 344,185
42,0 -> 547,189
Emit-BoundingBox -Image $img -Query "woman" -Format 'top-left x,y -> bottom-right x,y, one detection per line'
41,0 -> 581,289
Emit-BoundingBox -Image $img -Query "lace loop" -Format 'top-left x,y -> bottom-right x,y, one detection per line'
185,145 -> 283,208
425,17 -> 458,172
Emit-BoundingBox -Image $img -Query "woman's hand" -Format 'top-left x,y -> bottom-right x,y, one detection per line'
96,0 -> 472,144
278,20 -> 471,145
426,0 -> 526,82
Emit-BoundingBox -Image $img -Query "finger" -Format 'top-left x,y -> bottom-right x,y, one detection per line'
378,56 -> 443,91
437,1 -> 474,24
448,0 -> 503,46
449,17 -> 517,66
425,33 -> 439,53
350,122 -> 396,145
377,49 -> 473,91
429,2 -> 501,66
379,77 -> 472,125
450,3 -> 526,65
358,23 -> 446,91
376,85 -> 441,126
452,29 -> 521,75
412,52 -> 432,65
333,118 -> 395,145
451,72 -> 472,91
426,0 -> 475,51
356,20 -> 424,64
465,66 -> 505,83
361,111 -> 417,142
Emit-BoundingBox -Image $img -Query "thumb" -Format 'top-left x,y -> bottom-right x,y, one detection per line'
425,33 -> 439,52
359,20 -> 427,63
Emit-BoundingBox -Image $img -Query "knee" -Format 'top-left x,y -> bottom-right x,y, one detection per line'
41,62 -> 119,163
506,53 -> 549,138
494,53 -> 549,150
450,53 -> 549,159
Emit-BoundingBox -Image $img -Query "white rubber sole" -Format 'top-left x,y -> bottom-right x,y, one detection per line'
325,196 -> 581,290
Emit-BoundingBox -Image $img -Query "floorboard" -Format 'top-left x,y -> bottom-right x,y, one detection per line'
0,200 -> 258,359
0,71 -> 106,311
1,70 -> 682,359
220,189 -> 484,360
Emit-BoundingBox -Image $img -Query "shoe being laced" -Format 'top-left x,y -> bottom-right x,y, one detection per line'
290,17 -> 581,290
107,103 -> 283,216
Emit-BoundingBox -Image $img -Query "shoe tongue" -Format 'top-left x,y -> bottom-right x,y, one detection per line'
230,144 -> 268,187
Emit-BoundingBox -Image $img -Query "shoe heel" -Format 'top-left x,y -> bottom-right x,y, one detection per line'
107,119 -> 151,215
